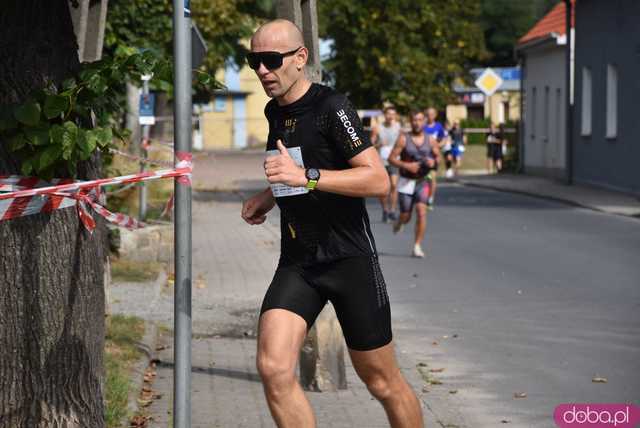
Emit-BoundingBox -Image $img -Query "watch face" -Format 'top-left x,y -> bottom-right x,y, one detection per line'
306,168 -> 320,181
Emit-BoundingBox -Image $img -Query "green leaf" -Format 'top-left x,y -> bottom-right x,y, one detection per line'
8,133 -> 29,151
62,78 -> 76,90
77,129 -> 97,160
21,158 -> 34,176
43,94 -> 70,119
25,125 -> 50,146
95,127 -> 113,148
49,124 -> 65,145
38,144 -> 63,171
87,74 -> 108,94
196,72 -> 211,86
14,101 -> 41,126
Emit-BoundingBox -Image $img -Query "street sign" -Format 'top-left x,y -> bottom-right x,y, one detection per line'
139,93 -> 156,125
475,68 -> 504,97
191,24 -> 207,69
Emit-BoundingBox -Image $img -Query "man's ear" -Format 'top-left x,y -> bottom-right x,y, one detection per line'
296,47 -> 309,70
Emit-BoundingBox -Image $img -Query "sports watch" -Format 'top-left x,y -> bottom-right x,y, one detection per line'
305,168 -> 320,190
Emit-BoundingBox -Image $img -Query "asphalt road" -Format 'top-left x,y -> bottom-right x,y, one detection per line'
372,182 -> 640,427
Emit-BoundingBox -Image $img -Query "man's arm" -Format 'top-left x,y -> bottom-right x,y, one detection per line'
265,141 -> 389,198
370,125 -> 380,149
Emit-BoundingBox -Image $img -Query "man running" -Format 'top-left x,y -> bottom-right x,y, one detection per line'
241,19 -> 423,428
423,107 -> 444,209
389,110 -> 435,258
370,106 -> 401,223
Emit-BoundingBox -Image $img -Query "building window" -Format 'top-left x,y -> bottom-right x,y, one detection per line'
544,86 -> 550,142
606,64 -> 618,138
581,67 -> 592,136
214,96 -> 227,112
531,87 -> 536,140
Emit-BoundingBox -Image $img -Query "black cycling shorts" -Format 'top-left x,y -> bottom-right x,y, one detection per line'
260,256 -> 393,351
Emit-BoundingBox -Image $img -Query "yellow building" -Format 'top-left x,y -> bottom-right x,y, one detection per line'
197,63 -> 271,150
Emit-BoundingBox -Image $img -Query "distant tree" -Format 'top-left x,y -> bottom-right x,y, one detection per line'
319,0 -> 487,111
105,0 -> 274,74
480,0 -> 559,66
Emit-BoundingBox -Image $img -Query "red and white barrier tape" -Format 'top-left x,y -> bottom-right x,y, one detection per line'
0,152 -> 192,232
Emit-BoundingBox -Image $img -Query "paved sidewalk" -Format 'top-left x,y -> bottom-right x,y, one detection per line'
458,173 -> 640,217
147,335 -> 439,428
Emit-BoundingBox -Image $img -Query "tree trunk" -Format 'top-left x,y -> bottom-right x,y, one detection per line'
0,1 -> 107,427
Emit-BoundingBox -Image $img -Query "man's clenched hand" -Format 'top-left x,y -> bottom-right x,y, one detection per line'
264,140 -> 307,187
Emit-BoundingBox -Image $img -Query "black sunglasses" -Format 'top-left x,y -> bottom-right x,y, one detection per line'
246,47 -> 302,71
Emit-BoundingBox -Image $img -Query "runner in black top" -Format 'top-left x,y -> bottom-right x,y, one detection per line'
263,83 -> 378,266
241,18 -> 423,428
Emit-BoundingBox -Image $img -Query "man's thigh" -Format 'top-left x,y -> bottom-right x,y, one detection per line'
258,309 -> 308,367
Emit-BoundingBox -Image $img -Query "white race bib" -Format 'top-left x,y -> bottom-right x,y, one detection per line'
266,147 -> 309,198
397,176 -> 416,195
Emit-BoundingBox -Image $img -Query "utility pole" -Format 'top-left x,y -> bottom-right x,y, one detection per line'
276,0 -> 347,392
172,0 -> 192,426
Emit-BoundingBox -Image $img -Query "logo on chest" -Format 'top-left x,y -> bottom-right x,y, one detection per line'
283,118 -> 297,133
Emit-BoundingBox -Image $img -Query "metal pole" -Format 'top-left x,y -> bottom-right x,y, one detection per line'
139,78 -> 150,220
565,0 -> 574,185
173,1 -> 192,427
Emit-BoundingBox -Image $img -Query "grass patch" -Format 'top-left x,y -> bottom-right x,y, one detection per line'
104,315 -> 145,428
111,258 -> 162,283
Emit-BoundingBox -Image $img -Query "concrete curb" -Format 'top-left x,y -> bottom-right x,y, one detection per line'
120,270 -> 167,426
457,178 -> 640,219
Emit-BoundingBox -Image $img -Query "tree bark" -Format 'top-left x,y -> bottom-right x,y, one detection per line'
0,1 -> 107,427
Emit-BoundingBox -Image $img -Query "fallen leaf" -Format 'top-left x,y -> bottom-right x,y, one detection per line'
592,377 -> 608,383
501,420 -> 511,424
429,368 -> 445,373
452,334 -> 459,338
417,362 -> 428,367
428,379 -> 443,385
449,389 -> 458,394
513,392 -> 527,399
129,414 -> 152,427
155,345 -> 167,351
432,341 -> 439,346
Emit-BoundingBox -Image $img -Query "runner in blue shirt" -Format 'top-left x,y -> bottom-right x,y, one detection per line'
422,107 -> 444,209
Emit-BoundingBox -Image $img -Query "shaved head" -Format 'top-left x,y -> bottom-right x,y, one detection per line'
249,19 -> 311,105
251,19 -> 305,51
